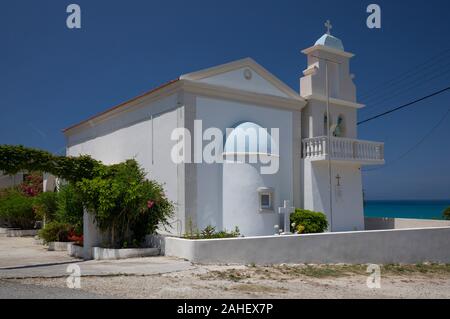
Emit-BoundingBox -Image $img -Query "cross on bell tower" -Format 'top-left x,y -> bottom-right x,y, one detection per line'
325,20 -> 332,35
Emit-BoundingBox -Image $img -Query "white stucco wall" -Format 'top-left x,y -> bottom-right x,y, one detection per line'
196,67 -> 290,98
303,160 -> 364,232
223,160 -> 281,236
66,94 -> 182,234
195,97 -> 295,235
301,99 -> 357,139
300,48 -> 356,102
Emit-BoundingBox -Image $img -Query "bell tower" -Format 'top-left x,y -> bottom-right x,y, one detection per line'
300,21 -> 361,140
300,22 -> 384,232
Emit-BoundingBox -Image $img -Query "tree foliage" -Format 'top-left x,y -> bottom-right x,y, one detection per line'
0,145 -> 101,182
55,183 -> 84,233
0,145 -> 174,247
32,191 -> 58,223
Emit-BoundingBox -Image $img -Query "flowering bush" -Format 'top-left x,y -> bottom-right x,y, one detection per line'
19,173 -> 43,197
68,229 -> 83,246
76,160 -> 174,248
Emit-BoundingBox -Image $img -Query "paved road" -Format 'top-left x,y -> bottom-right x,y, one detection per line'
0,280 -> 106,299
0,256 -> 194,278
0,236 -> 194,279
0,236 -> 76,269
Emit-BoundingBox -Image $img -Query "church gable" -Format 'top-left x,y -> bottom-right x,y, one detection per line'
180,58 -> 300,100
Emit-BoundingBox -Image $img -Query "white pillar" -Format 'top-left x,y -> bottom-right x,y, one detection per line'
83,210 -> 103,260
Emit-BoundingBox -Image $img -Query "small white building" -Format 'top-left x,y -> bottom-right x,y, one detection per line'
64,29 -> 384,237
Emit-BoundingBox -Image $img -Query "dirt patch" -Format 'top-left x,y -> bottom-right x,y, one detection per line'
230,283 -> 288,294
6,263 -> 450,299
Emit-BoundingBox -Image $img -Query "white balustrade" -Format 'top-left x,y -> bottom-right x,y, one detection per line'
302,136 -> 384,162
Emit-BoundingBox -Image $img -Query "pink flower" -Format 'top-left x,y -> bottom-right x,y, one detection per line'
147,200 -> 155,209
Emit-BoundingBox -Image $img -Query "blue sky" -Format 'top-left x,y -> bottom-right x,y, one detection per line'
1,0 -> 449,200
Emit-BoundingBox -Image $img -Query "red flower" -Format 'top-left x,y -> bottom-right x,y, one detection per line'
68,232 -> 83,246
147,200 -> 155,209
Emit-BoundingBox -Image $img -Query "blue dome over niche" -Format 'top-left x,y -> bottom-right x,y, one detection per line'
223,122 -> 277,155
314,33 -> 345,51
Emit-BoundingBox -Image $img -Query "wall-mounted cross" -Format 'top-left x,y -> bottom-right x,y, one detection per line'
336,174 -> 341,187
325,20 -> 333,35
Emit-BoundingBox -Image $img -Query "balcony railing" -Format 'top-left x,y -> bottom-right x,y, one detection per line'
302,136 -> 384,164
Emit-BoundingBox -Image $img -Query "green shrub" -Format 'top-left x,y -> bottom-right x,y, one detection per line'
290,209 -> 328,234
38,221 -> 71,243
183,225 -> 241,240
443,207 -> 450,220
32,192 -> 58,223
0,188 -> 36,229
55,183 -> 84,234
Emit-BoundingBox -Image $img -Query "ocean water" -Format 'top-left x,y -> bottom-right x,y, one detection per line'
364,200 -> 450,220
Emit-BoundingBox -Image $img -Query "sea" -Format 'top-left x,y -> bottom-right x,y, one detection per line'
364,200 -> 450,220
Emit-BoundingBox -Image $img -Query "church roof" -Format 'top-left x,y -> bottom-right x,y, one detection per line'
63,58 -> 305,134
314,33 -> 345,51
62,79 -> 180,133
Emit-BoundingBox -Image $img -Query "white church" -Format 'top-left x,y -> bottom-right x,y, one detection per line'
63,25 -> 385,237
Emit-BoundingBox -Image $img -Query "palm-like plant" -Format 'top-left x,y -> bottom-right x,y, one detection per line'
443,207 -> 450,220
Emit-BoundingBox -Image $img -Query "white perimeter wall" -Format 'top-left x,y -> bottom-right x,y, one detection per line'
165,227 -> 450,264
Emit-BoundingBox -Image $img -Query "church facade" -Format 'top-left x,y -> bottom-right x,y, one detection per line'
63,31 -> 384,237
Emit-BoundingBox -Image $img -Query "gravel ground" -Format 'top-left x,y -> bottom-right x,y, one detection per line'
5,264 -> 450,299
0,281 -> 106,299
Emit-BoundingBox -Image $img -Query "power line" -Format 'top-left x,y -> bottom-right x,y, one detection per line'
357,86 -> 450,126
358,47 -> 450,100
361,64 -> 450,108
360,72 -> 450,120
363,105 -> 450,173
